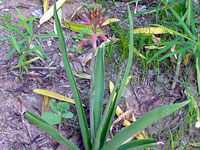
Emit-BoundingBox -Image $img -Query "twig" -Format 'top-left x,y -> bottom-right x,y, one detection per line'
29,66 -> 57,70
172,54 -> 182,89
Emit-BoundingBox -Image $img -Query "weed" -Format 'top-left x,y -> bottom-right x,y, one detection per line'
42,99 -> 74,132
0,7 -> 52,74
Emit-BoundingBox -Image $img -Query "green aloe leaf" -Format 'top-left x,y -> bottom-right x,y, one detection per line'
99,4 -> 134,148
93,41 -> 107,135
24,111 -> 79,150
53,0 -> 91,149
92,70 -> 122,150
117,139 -> 156,150
102,100 -> 190,150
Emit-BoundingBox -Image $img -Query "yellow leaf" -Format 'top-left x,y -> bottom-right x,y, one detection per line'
102,18 -> 120,26
183,54 -> 190,65
195,119 -> 200,128
42,95 -> 50,113
145,45 -> 166,49
133,27 -> 169,35
109,79 -> 148,140
39,0 -> 66,25
33,89 -> 84,105
43,0 -> 49,13
123,119 -> 131,126
63,21 -> 105,35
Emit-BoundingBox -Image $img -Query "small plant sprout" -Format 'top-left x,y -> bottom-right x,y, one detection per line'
42,99 -> 73,132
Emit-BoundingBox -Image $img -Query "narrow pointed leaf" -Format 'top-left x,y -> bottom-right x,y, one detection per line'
159,44 -> 193,61
93,41 -> 106,134
166,3 -> 195,40
151,24 -> 195,42
102,100 -> 190,150
10,57 -> 40,70
53,1 -> 91,149
99,5 -> 134,148
117,139 -> 156,150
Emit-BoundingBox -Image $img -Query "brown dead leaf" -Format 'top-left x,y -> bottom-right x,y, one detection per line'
183,54 -> 190,65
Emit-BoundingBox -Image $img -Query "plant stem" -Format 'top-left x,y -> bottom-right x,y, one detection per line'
172,54 -> 182,89
90,36 -> 97,142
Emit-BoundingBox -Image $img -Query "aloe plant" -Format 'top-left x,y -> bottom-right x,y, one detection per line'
24,1 -> 190,149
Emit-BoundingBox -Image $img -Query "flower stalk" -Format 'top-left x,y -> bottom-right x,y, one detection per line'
77,3 -> 108,141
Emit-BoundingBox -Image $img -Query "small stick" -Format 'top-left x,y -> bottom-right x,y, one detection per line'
172,54 -> 182,89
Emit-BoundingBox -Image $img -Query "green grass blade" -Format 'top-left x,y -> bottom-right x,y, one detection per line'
34,44 -> 50,60
99,4 -> 134,148
0,36 -> 9,41
10,57 -> 40,70
0,24 -> 8,30
53,1 -> 91,149
132,1 -> 179,18
151,24 -> 195,42
159,44 -> 193,61
15,7 -> 31,35
10,32 -> 21,53
6,46 -> 15,59
196,46 -> 200,93
166,3 -> 195,40
148,40 -> 177,63
187,0 -> 196,36
13,17 -> 36,28
93,42 -> 108,135
24,111 -> 80,150
34,33 -> 58,38
117,139 -> 156,150
102,100 -> 190,150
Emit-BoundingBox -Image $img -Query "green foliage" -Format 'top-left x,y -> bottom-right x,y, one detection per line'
41,99 -> 73,126
24,1 -> 190,150
148,1 -> 200,91
0,7 -> 51,73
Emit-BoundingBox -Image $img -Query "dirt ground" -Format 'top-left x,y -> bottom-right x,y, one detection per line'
0,0 -> 199,150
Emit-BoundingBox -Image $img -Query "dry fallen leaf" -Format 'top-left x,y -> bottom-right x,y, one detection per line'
145,45 -> 166,50
39,0 -> 66,25
133,27 -> 169,35
183,54 -> 190,65
34,89 -> 76,104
